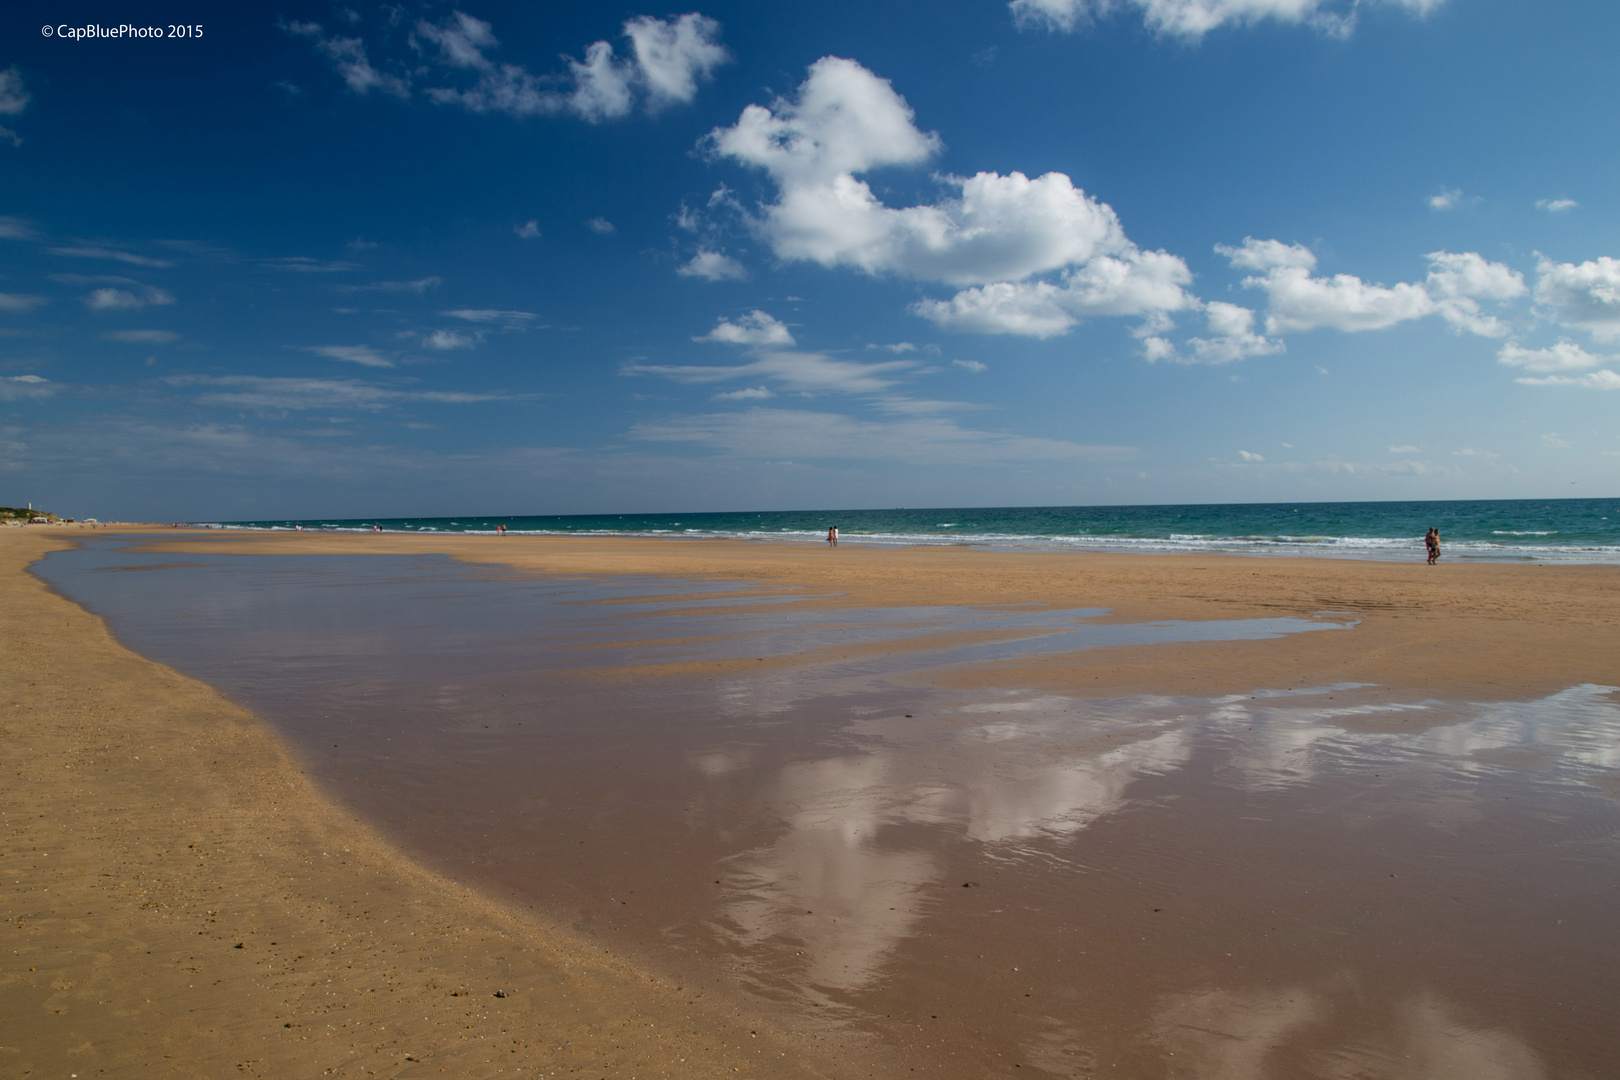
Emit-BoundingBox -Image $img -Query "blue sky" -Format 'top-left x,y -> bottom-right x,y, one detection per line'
3,0 -> 1617,519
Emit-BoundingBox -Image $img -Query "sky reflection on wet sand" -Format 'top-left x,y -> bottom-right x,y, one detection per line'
35,541 -> 1620,1078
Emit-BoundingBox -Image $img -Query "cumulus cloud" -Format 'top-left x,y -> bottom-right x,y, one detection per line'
1536,198 -> 1578,213
1533,256 -> 1620,343
415,11 -> 728,122
423,329 -> 478,350
1009,0 -> 1443,39
1514,369 -> 1620,390
1237,450 -> 1264,462
170,374 -> 504,411
514,220 -> 541,239
677,250 -> 748,281
1496,341 -> 1610,374
1426,187 -> 1478,211
0,292 -> 47,314
914,249 -> 1196,337
84,286 -> 175,311
696,310 -> 795,346
1425,250 -> 1525,336
630,407 -> 1130,464
102,329 -> 180,344
1222,240 -> 1523,338
953,359 -> 987,372
1178,302 -> 1284,363
712,386 -> 774,400
308,344 -> 394,368
586,217 -> 616,235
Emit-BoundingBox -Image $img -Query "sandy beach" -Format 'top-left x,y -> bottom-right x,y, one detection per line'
6,527 -> 1619,1077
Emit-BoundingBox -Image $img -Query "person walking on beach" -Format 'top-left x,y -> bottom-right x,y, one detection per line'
1425,527 -> 1440,564
827,526 -> 838,547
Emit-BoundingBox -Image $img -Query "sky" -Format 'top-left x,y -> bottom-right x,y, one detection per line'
2,0 -> 1618,520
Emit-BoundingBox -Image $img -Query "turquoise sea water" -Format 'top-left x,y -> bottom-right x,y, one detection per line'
216,498 -> 1620,562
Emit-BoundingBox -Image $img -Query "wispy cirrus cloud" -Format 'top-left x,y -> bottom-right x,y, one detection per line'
0,67 -> 30,146
169,374 -> 508,411
102,329 -> 180,344
334,276 -> 443,294
1009,0 -> 1443,39
630,407 -> 1131,465
442,308 -> 539,324
308,344 -> 394,368
50,245 -> 174,268
261,256 -> 361,273
0,293 -> 48,314
627,351 -> 917,396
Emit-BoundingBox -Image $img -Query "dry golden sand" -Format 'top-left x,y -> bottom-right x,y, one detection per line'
6,526 -> 1618,1078
0,530 -> 833,1079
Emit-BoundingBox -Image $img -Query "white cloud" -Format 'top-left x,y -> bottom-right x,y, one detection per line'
712,386 -> 774,401
170,374 -> 503,411
952,359 -> 987,373
0,67 -> 28,145
308,344 -> 394,368
1496,341 -> 1609,373
262,255 -> 361,273
626,351 -> 915,396
1424,250 -> 1525,336
1387,445 -> 1420,453
0,293 -> 47,314
695,310 -> 795,346
1009,0 -> 1444,39
84,286 -> 175,311
0,216 -> 40,241
1224,239 -> 1433,334
0,374 -> 53,401
629,407 -> 1131,464
710,58 -> 1189,298
1215,237 -> 1317,272
50,245 -> 174,268
1514,370 -> 1620,390
586,217 -> 616,235
1429,187 -> 1462,210
1536,198 -> 1578,213
868,342 -> 918,353
1238,450 -> 1264,462
913,249 -> 1195,337
514,220 -> 541,239
415,11 -> 728,123
423,329 -> 478,350
1534,256 -> 1620,343
285,20 -> 410,98
0,67 -> 28,116
442,308 -> 537,323
1175,302 -> 1284,363
335,276 -> 442,294
102,329 -> 180,344
677,250 -> 748,281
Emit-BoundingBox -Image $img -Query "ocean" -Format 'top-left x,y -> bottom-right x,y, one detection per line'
215,497 -> 1620,562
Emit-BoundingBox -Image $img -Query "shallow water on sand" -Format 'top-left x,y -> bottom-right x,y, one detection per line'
37,540 -> 1620,1079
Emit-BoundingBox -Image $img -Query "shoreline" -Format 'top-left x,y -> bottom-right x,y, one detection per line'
10,527 -> 1619,1075
1,530 -> 836,1079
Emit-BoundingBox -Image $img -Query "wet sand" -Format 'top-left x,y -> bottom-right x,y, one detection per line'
8,527 -> 1620,1078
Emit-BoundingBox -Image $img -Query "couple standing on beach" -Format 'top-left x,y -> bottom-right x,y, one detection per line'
826,526 -> 838,547
1425,528 -> 1441,564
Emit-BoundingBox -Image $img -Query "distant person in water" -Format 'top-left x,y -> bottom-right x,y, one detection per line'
827,526 -> 838,547
1425,527 -> 1440,564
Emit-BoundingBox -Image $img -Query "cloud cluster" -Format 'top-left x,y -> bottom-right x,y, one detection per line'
1218,238 -> 1523,338
695,310 -> 796,346
290,12 -> 729,123
83,285 -> 176,312
708,57 -> 1197,339
1009,0 -> 1444,39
